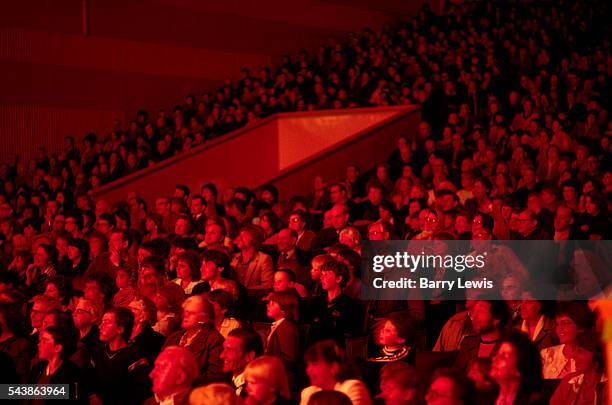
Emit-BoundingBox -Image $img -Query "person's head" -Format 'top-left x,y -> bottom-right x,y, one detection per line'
174,216 -> 193,237
155,197 -> 171,216
310,254 -> 333,282
109,229 -> 130,253
328,204 -> 349,230
304,340 -> 345,387
500,274 -> 525,302
244,356 -> 290,402
273,268 -> 296,293
181,295 -> 214,330
329,183 -> 348,204
128,296 -> 157,326
200,249 -> 229,281
72,297 -> 101,330
276,228 -> 297,253
188,383 -> 239,405
221,327 -> 263,374
467,358 -> 492,390
288,209 -> 307,233
470,299 -> 509,335
204,220 -> 225,246
67,237 -> 89,262
517,210 -> 538,236
379,362 -> 420,405
43,276 -> 72,305
149,346 -> 199,398
139,255 -> 166,288
573,331 -> 604,373
368,221 -> 391,241
100,307 -> 134,343
554,302 -> 594,345
235,226 -> 263,251
367,182 -> 384,205
519,289 -> 546,323
38,325 -> 79,362
490,331 -> 542,394
266,291 -> 299,322
307,390 -> 352,405
175,251 -> 200,281
378,312 -> 413,348
205,289 -> 235,321
34,244 -> 58,268
319,260 -> 348,291
88,231 -> 108,257
338,227 -> 361,249
30,294 -> 62,330
425,368 -> 477,405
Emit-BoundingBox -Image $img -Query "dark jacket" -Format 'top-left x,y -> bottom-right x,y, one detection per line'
71,326 -> 99,369
130,324 -> 165,365
454,334 -> 502,371
164,323 -> 225,385
28,359 -> 86,403
265,319 -> 300,369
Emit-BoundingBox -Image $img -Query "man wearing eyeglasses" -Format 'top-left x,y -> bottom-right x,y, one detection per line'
71,297 -> 101,368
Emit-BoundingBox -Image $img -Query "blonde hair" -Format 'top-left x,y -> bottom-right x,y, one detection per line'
244,356 -> 290,400
189,383 -> 238,405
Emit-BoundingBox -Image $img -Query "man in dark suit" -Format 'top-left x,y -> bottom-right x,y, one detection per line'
288,210 -> 316,252
164,295 -> 225,385
190,194 -> 207,235
314,203 -> 350,249
276,228 -> 311,287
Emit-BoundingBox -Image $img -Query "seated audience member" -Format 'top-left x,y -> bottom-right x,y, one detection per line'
517,289 -> 558,351
82,273 -> 114,310
301,340 -> 371,405
454,298 -> 509,371
206,289 -> 241,338
189,383 -> 240,405
231,226 -> 274,289
164,295 -> 224,384
466,358 -> 496,402
338,227 -> 362,254
265,291 -> 301,371
42,275 -> 73,310
489,331 -> 546,405
377,362 -> 420,405
244,355 -> 292,405
550,331 -> 607,405
138,255 -> 185,303
308,390 -> 353,405
276,227 -> 312,287
128,297 -> 165,364
308,254 -> 333,297
432,300 -> 474,352
152,289 -> 182,337
71,297 -> 101,368
148,346 -> 199,405
90,307 -> 152,405
221,327 -> 264,397
315,204 -> 350,249
0,302 -> 32,381
288,209 -> 316,252
29,324 -> 84,400
112,267 -> 137,307
335,248 -> 362,300
193,249 -> 234,295
425,368 -> 477,405
88,229 -> 137,279
26,244 -> 58,294
173,251 -> 205,295
541,301 -> 595,379
273,268 -> 308,298
307,260 -> 363,344
29,294 -> 62,348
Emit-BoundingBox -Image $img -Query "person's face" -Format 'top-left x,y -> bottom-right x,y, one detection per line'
501,277 -> 521,301
181,298 -> 204,330
422,211 -> 439,233
306,360 -> 337,388
425,376 -> 460,405
368,223 -> 388,241
44,283 -> 60,301
84,281 -> 104,302
266,300 -> 283,320
38,330 -> 59,362
176,260 -> 192,281
73,301 -> 95,329
190,199 -> 203,215
236,230 -> 253,250
221,336 -> 247,373
276,230 -> 296,252
330,207 -> 348,229
116,270 -> 131,289
109,232 -> 124,252
30,301 -> 48,329
519,295 -> 541,322
174,219 -> 189,236
380,379 -> 414,405
200,260 -> 218,281
330,185 -> 345,204
204,224 -> 223,245
470,301 -> 495,334
99,312 -> 122,342
320,270 -> 340,291
288,214 -> 303,232
64,217 -> 77,233
246,375 -> 273,402
378,320 -> 404,347
149,351 -> 180,397
34,247 -> 50,267
555,315 -> 580,345
554,207 -> 573,231
155,198 -> 170,215
273,271 -> 291,293
96,220 -> 112,236
490,342 -> 519,383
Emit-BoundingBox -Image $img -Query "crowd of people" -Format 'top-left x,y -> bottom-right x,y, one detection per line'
0,0 -> 610,404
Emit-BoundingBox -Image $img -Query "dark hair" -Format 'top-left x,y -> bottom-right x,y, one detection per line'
106,307 -> 134,342
44,276 -> 73,305
175,184 -> 190,197
430,368 -> 478,404
384,311 -> 414,344
227,327 -> 263,357
98,213 -> 116,228
555,301 -> 595,331
202,249 -> 230,272
576,331 -> 604,372
267,291 -> 299,322
206,289 -> 235,315
495,330 -> 543,393
140,255 -> 166,276
307,391 -> 352,405
176,251 -> 201,280
201,183 -> 218,198
139,240 -> 166,258
319,260 -> 349,287
45,325 -> 80,359
335,248 -> 362,278
38,244 -> 59,267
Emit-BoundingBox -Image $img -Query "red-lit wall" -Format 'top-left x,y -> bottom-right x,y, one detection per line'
0,0 -> 428,162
